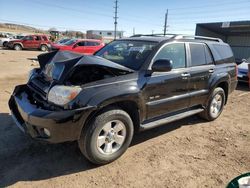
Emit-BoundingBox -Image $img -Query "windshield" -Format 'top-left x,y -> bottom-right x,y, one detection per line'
95,40 -> 158,70
64,39 -> 77,46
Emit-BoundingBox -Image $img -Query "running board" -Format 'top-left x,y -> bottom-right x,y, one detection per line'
140,108 -> 204,131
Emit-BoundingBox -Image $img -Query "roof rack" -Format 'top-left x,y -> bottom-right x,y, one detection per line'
173,35 -> 223,42
130,33 -> 223,43
130,33 -> 178,38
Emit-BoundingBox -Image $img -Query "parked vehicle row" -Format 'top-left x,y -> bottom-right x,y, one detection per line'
1,34 -> 104,55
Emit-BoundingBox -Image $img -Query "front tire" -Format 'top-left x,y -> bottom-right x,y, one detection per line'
200,87 -> 225,121
78,107 -> 134,165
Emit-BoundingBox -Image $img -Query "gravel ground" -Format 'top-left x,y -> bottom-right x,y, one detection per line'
0,49 -> 249,188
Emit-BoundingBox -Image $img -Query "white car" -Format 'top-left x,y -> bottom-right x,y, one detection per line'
0,33 -> 12,47
0,33 -> 25,47
238,59 -> 250,83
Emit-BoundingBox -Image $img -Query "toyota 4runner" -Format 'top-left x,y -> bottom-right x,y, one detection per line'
9,34 -> 238,164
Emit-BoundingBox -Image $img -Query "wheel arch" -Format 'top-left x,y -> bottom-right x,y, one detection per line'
79,99 -> 141,140
13,42 -> 23,48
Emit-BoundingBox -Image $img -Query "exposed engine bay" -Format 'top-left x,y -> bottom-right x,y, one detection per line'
65,65 -> 125,86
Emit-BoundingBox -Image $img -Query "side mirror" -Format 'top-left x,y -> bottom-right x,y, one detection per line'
152,59 -> 173,72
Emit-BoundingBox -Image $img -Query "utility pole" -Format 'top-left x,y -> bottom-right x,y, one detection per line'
163,9 -> 168,36
133,27 -> 135,35
114,0 -> 118,39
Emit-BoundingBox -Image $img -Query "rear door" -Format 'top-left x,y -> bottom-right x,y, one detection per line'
32,35 -> 42,48
187,42 -> 215,107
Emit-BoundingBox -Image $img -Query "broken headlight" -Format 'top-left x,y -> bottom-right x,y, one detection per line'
48,85 -> 82,106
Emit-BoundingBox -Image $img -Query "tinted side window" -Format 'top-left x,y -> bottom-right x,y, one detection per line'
35,36 -> 41,41
209,44 -> 234,64
24,36 -> 33,40
190,43 -> 207,66
86,41 -> 97,46
77,42 -> 85,46
205,45 -> 214,64
42,36 -> 47,41
154,43 -> 186,69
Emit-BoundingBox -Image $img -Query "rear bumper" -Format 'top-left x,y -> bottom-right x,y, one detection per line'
9,85 -> 95,143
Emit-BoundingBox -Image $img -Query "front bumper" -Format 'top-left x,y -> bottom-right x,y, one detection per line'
9,85 -> 95,143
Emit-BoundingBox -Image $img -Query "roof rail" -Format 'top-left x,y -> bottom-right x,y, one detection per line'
129,33 -> 223,43
174,35 -> 223,42
130,33 -> 178,38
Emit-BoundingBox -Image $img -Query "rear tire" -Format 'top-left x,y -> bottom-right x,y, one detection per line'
40,45 -> 48,52
78,107 -> 134,165
199,87 -> 225,121
13,44 -> 22,51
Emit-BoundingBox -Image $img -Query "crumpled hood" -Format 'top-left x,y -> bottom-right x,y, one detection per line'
37,50 -> 134,72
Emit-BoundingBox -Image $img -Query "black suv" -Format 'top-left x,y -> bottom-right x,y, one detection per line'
9,34 -> 237,164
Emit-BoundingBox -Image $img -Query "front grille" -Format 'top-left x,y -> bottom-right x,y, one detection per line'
27,76 -> 51,99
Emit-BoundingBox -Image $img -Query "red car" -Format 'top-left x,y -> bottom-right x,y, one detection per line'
51,39 -> 105,55
8,35 -> 51,51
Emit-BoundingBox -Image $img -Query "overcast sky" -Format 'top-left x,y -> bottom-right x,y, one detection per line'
1,0 -> 250,36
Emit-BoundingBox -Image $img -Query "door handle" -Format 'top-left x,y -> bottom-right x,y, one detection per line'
181,73 -> 191,80
208,69 -> 214,73
181,73 -> 191,77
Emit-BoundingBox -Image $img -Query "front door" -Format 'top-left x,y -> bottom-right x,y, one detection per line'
143,42 -> 190,120
72,41 -> 86,53
22,36 -> 34,48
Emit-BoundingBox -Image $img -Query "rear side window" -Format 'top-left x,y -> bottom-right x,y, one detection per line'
190,43 -> 206,66
154,43 -> 186,69
205,45 -> 213,64
190,43 -> 214,66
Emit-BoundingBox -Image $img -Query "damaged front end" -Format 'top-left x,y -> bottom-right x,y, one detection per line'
9,50 -> 133,143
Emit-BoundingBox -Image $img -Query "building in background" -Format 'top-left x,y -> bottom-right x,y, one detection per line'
196,21 -> 250,60
87,30 -> 124,43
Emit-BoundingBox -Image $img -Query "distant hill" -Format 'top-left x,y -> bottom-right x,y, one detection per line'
0,23 -> 89,39
0,23 -> 47,34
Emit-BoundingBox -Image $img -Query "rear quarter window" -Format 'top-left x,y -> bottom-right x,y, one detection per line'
208,44 -> 234,64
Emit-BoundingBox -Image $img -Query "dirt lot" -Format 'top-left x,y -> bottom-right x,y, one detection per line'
0,49 -> 249,188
